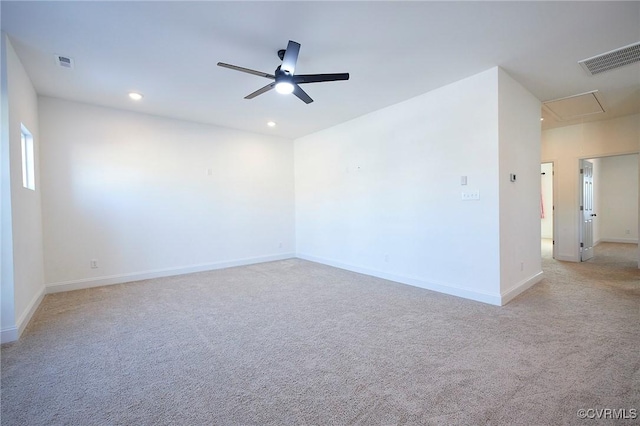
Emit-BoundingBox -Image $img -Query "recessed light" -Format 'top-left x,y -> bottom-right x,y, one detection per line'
540,118 -> 544,121
129,92 -> 143,101
267,121 -> 276,127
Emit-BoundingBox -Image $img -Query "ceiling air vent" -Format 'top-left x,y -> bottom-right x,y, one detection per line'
54,54 -> 74,69
578,41 -> 640,75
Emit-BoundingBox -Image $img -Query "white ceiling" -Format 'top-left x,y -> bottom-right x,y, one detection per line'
2,1 -> 639,139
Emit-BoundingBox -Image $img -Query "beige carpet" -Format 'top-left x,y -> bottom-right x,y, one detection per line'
2,243 -> 639,425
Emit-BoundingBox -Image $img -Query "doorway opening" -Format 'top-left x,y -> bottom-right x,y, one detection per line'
579,154 -> 639,265
541,162 -> 554,259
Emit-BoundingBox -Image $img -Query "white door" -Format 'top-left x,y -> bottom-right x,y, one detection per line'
580,160 -> 595,261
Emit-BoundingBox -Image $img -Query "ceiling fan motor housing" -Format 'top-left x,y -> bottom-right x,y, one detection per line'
275,66 -> 293,83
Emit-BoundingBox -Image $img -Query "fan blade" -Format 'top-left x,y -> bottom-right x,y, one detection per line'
281,41 -> 301,75
217,62 -> 275,79
245,82 -> 276,99
294,73 -> 350,84
293,84 -> 313,104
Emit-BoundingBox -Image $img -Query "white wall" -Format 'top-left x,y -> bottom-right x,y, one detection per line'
540,163 -> 553,239
39,97 -> 295,291
542,114 -> 640,262
598,154 -> 638,243
295,67 -> 542,305
497,69 -> 543,297
1,33 -> 16,341
1,34 -> 45,343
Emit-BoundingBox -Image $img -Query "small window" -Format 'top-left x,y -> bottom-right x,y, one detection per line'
20,124 -> 35,190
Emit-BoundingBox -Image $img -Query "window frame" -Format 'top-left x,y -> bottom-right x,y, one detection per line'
20,123 -> 35,191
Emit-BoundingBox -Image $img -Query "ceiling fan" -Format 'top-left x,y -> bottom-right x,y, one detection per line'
217,40 -> 349,104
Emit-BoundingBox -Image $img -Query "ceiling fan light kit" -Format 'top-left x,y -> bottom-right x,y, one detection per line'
218,40 -> 349,104
275,81 -> 294,94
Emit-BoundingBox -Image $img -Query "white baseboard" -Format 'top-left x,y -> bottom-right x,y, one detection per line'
46,253 -> 296,294
1,285 -> 45,344
296,253 -> 503,306
500,271 -> 544,305
17,286 -> 45,336
0,327 -> 18,344
598,238 -> 638,244
555,254 -> 579,262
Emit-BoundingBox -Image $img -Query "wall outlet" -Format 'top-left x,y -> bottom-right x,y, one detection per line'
90,259 -> 98,269
384,254 -> 389,262
278,241 -> 283,249
625,229 -> 631,235
461,190 -> 480,201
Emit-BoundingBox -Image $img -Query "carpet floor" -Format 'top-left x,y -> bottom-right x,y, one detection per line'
1,243 -> 639,425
